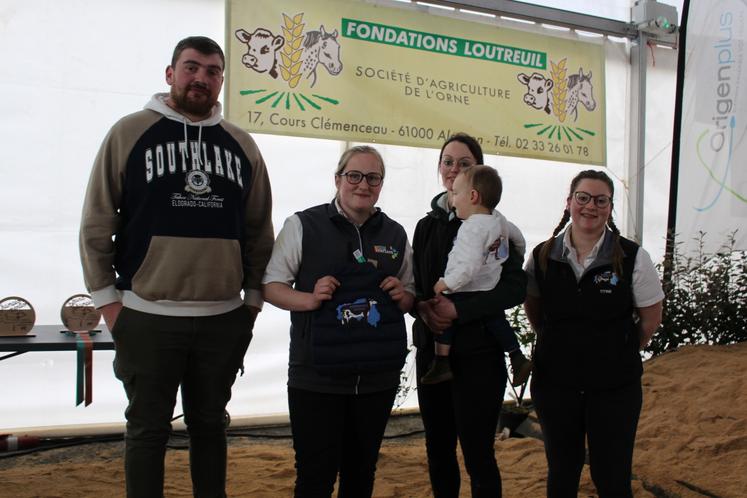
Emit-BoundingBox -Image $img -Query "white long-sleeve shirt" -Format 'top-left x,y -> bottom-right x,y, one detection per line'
524,227 -> 664,307
440,210 -> 525,293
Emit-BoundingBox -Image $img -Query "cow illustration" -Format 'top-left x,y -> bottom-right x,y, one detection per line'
336,298 -> 380,327
235,28 -> 285,79
518,67 -> 597,122
517,72 -> 553,114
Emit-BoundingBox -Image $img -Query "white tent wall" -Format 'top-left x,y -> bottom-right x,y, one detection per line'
0,0 -> 678,431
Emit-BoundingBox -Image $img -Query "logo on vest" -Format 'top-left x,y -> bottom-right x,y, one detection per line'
373,245 -> 399,259
336,298 -> 381,327
594,271 -> 618,294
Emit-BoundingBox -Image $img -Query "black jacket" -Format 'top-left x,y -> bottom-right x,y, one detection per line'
412,192 -> 527,356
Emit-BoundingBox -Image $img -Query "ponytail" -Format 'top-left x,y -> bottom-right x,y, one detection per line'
606,215 -> 625,278
538,209 -> 571,273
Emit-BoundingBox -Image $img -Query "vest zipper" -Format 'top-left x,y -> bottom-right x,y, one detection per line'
354,225 -> 364,261
355,375 -> 360,394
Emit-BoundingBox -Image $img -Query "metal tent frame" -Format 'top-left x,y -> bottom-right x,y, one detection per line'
398,0 -> 680,244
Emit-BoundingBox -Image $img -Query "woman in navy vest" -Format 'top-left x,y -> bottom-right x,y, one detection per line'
412,133 -> 527,497
262,145 -> 414,498
524,170 -> 664,498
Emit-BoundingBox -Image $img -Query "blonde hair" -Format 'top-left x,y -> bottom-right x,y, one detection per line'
335,146 -> 385,176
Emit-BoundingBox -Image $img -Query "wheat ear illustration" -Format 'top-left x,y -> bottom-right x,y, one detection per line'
279,13 -> 305,88
550,58 -> 568,123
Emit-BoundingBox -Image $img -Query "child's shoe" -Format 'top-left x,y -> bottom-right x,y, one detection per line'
420,356 -> 453,384
509,351 -> 533,387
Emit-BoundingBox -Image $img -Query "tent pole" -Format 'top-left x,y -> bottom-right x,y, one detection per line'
626,32 -> 648,244
663,0 -> 690,286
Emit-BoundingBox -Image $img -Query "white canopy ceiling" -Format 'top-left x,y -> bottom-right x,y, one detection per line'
0,0 -> 682,430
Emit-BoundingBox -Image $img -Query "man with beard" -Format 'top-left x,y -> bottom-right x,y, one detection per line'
79,36 -> 274,498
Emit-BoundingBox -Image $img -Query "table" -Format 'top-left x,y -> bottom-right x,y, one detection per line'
0,325 -> 113,361
0,325 -> 114,406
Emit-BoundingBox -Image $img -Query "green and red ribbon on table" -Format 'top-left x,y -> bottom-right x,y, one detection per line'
63,330 -> 99,406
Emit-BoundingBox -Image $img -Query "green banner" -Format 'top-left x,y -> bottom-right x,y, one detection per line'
341,18 -> 547,69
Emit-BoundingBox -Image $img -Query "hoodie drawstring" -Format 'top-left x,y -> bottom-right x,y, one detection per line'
182,119 -> 204,167
197,124 -> 203,167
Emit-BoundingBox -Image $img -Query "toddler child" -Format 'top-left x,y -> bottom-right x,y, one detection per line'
421,165 -> 532,387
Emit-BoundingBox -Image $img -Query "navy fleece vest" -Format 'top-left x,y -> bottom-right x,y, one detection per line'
289,203 -> 408,389
533,231 -> 640,390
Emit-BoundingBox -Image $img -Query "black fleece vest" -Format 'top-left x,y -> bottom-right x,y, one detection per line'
290,203 -> 408,378
533,231 -> 641,390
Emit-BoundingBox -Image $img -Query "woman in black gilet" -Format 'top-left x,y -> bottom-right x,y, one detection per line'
262,146 -> 414,497
524,170 -> 664,498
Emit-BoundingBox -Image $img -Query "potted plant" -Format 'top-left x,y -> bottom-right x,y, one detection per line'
498,305 -> 536,438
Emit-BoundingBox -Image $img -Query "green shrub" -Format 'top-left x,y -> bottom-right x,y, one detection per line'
508,304 -> 535,354
648,231 -> 747,356
507,305 -> 535,403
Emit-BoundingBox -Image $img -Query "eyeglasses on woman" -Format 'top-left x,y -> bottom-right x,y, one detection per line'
573,191 -> 611,208
337,170 -> 384,186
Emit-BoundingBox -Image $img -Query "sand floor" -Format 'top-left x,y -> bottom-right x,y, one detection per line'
0,342 -> 744,497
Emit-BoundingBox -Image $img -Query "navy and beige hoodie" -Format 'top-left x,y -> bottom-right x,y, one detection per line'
79,93 -> 274,316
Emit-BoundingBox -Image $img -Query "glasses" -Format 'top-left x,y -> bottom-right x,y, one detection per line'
440,157 -> 475,169
337,170 -> 383,187
574,191 -> 612,208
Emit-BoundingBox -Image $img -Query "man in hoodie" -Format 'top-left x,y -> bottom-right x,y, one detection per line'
79,36 -> 273,497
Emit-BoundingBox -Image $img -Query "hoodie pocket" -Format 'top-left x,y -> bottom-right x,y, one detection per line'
132,236 -> 243,301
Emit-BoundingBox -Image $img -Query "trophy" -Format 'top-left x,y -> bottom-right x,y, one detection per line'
60,294 -> 101,333
0,296 -> 36,337
60,294 -> 102,407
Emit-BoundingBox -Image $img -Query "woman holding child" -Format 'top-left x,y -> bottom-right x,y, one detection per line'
262,145 -> 414,498
524,169 -> 664,497
412,133 -> 527,497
